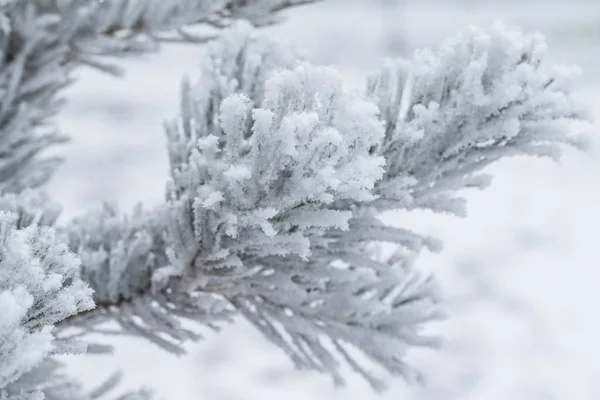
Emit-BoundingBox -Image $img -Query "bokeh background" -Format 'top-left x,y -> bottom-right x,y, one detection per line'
49,0 -> 600,398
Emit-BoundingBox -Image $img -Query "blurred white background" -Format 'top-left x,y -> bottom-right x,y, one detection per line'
49,1 -> 600,399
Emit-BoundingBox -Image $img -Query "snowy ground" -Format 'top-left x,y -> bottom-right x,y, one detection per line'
50,1 -> 600,399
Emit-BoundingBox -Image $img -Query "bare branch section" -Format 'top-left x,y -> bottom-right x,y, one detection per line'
0,0 -> 320,194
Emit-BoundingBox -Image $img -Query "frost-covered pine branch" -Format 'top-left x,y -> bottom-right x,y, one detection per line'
0,191 -> 94,400
60,21 -> 588,393
163,22 -> 587,389
0,0 -> 319,193
62,23 -> 442,390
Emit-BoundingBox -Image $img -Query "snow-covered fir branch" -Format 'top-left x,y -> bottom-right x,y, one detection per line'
58,21 -> 588,392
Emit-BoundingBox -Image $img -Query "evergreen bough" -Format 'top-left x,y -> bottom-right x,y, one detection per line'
0,1 -> 589,397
